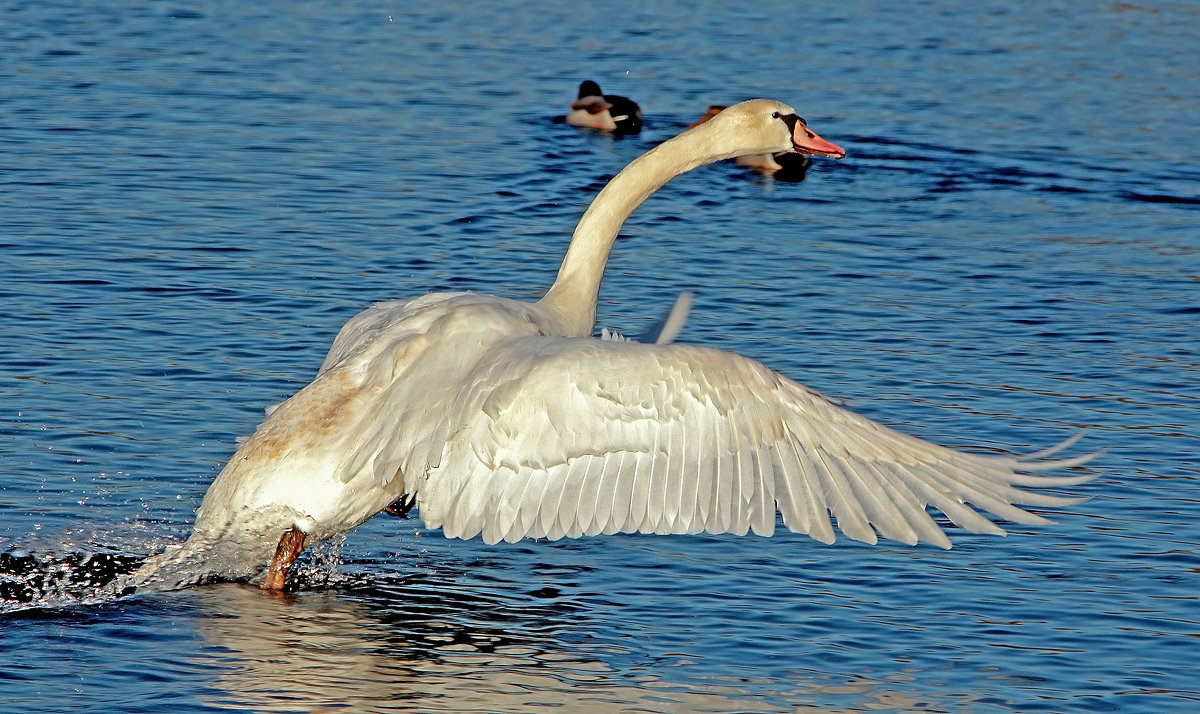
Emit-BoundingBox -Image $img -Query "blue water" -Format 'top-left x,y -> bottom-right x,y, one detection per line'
2,0 -> 1198,710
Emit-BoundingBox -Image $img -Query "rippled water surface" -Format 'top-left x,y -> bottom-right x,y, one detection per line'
2,0 -> 1198,711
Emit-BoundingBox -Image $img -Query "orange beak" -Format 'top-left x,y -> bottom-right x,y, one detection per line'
789,116 -> 845,159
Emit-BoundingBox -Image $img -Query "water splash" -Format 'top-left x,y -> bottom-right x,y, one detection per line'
0,550 -> 142,613
1,533 -> 354,613
292,534 -> 348,589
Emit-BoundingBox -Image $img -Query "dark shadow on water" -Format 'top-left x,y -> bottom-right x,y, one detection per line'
1117,190 -> 1200,206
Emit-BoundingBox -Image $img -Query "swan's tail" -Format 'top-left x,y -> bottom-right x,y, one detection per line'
641,291 -> 693,345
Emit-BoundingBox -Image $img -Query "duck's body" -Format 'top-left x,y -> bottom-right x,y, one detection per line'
133,99 -> 1095,592
566,80 -> 642,134
734,151 -> 812,179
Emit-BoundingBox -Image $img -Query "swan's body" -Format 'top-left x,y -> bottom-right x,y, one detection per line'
566,80 -> 642,134
691,104 -> 813,179
133,99 -> 1095,591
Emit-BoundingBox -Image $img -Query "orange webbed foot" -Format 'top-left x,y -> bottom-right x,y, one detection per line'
261,526 -> 306,590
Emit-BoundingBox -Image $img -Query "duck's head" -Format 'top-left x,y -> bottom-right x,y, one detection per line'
577,80 -> 603,98
689,104 -> 727,128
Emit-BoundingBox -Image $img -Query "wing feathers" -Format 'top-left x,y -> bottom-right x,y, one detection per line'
733,441 -> 754,537
417,338 -> 1095,550
832,452 -> 917,545
607,451 -> 637,535
692,406 -> 714,532
671,415 -> 694,533
536,458 -> 572,540
856,457 -> 951,549
747,447 -> 775,537
588,453 -> 624,537
814,448 -> 877,544
513,468 -> 550,542
485,465 -> 527,545
891,461 -> 1009,536
774,438 -> 836,543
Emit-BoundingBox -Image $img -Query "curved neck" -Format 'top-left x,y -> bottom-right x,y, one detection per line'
538,124 -> 736,337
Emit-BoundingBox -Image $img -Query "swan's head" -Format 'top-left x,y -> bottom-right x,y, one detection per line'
695,99 -> 846,161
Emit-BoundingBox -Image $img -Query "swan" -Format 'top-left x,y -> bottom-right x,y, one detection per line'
691,104 -> 813,179
132,99 -> 1096,592
566,80 -> 643,134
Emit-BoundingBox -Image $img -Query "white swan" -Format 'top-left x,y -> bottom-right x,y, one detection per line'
133,99 -> 1096,591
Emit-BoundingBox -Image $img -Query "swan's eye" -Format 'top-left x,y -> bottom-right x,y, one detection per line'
771,111 -> 780,119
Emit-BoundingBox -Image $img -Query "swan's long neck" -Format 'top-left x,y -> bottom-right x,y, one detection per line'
538,123 -> 745,337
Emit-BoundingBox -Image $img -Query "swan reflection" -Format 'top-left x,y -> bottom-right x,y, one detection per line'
185,575 -> 748,711
181,569 -> 976,712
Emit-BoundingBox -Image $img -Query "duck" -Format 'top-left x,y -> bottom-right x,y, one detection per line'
566,80 -> 643,134
131,99 -> 1096,592
691,104 -> 813,180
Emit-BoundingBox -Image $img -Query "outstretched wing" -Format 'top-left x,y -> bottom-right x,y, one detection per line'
418,337 -> 1096,548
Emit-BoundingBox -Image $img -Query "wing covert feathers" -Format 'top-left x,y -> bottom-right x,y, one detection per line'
418,338 -> 1097,548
